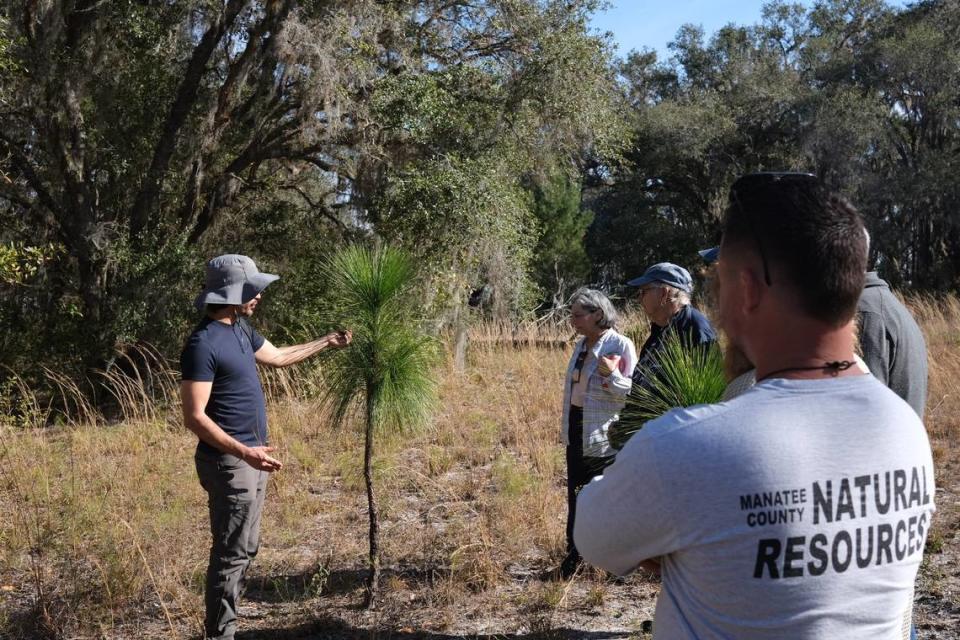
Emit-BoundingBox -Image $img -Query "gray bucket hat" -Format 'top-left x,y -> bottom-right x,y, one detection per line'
194,254 -> 279,309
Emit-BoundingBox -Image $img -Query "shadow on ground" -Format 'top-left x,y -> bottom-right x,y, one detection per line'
245,565 -> 450,603
238,614 -> 639,640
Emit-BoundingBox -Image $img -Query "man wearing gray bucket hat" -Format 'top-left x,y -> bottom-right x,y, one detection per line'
191,253 -> 281,310
181,254 -> 351,640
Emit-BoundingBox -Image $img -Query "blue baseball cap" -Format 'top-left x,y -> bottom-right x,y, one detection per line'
627,262 -> 693,293
698,246 -> 720,264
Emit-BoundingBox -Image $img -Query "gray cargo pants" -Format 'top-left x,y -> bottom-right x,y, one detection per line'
195,449 -> 268,640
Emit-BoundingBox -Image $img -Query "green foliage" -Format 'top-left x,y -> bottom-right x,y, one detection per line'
529,170 -> 593,305
319,245 -> 439,432
610,332 -> 725,450
0,1 -> 626,385
591,0 -> 960,292
371,68 -> 501,152
0,242 -> 62,286
376,154 -> 538,319
366,0 -> 628,324
317,244 -> 439,604
589,10 -> 809,283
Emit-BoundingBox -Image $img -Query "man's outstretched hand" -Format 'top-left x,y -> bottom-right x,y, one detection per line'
242,446 -> 283,472
327,330 -> 353,349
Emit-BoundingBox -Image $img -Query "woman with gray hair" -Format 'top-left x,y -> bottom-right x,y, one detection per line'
557,287 -> 637,578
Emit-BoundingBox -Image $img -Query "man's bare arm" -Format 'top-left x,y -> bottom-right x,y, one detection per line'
254,330 -> 352,368
180,380 -> 282,472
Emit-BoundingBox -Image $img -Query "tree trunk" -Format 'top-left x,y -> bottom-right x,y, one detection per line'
129,0 -> 249,239
452,297 -> 469,373
76,249 -> 114,370
363,386 -> 381,609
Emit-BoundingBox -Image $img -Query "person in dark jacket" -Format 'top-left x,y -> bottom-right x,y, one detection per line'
628,262 -> 717,389
608,263 -> 718,450
857,271 -> 928,417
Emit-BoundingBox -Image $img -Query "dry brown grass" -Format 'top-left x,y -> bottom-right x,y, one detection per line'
904,296 -> 960,637
0,296 -> 958,638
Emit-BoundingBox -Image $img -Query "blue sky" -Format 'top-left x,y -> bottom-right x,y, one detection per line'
590,1 -> 910,61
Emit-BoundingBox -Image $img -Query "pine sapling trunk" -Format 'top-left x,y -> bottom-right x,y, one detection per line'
363,384 -> 381,609
452,297 -> 469,372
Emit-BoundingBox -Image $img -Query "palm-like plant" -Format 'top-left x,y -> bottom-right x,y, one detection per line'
608,331 -> 726,451
320,245 -> 438,608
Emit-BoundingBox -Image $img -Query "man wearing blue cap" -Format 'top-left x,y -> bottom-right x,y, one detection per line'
627,262 -> 717,391
181,254 -> 352,640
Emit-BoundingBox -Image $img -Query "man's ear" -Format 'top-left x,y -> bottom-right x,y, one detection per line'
739,265 -> 764,315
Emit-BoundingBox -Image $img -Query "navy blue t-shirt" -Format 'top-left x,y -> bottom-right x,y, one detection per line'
180,317 -> 268,455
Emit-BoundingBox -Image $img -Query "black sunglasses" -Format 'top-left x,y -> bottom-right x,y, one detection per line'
728,172 -> 819,287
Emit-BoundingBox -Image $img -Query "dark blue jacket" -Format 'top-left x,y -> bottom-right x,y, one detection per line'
632,305 -> 717,387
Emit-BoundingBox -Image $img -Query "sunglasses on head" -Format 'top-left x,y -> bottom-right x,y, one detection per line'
728,171 -> 820,287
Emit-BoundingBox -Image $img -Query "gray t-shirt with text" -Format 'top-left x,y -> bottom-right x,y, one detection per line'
575,375 -> 935,640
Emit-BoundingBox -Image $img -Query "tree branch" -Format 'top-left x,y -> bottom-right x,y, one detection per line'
129,0 -> 249,239
212,0 -> 294,132
281,184 -> 348,230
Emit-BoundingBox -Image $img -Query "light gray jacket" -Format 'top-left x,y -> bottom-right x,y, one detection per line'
561,329 -> 637,458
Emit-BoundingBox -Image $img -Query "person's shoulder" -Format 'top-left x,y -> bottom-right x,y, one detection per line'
875,286 -> 922,330
180,320 -> 221,376
859,373 -> 923,412
614,401 -> 740,468
862,271 -> 890,289
631,400 -> 739,445
686,305 -> 712,325
605,329 -> 636,350
684,305 -> 717,340
182,319 -> 219,352
240,318 -> 267,349
761,374 -> 920,423
850,375 -> 928,438
234,317 -> 257,338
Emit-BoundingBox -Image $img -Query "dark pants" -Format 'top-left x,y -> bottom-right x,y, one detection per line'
195,449 -> 269,640
566,406 -> 613,555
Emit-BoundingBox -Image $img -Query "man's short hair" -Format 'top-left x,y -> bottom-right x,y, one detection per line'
722,172 -> 866,327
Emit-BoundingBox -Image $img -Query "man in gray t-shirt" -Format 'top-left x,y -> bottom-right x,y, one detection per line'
576,173 -> 935,639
